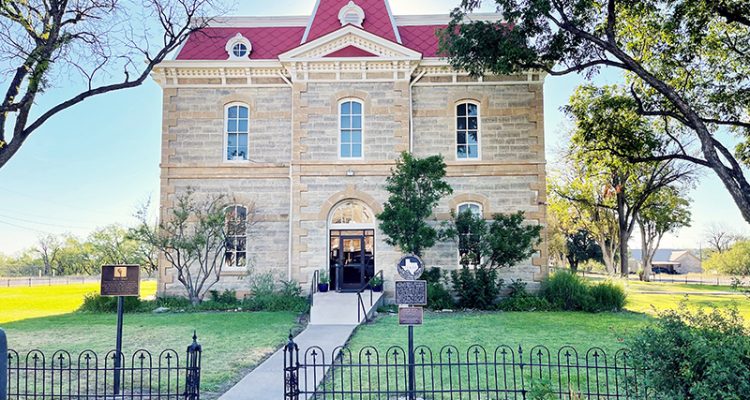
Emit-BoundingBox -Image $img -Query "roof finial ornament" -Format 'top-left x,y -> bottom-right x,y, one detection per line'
338,1 -> 365,28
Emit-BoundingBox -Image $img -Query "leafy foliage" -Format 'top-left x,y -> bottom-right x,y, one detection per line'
377,152 -> 453,257
79,294 -> 143,313
564,229 -> 603,272
627,305 -> 750,399
451,266 -> 503,309
423,267 -> 456,310
441,0 -> 750,222
704,240 -> 750,275
540,270 -> 626,312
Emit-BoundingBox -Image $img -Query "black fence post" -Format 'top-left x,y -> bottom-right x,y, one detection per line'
0,328 -> 6,400
284,334 -> 299,400
184,332 -> 202,400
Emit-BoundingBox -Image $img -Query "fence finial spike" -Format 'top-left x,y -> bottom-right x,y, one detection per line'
192,330 -> 198,343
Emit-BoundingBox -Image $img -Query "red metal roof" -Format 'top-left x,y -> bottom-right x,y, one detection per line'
304,0 -> 399,43
399,25 -> 447,58
176,27 -> 306,60
323,45 -> 378,57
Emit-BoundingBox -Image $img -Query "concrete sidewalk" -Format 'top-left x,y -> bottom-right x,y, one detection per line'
219,324 -> 357,400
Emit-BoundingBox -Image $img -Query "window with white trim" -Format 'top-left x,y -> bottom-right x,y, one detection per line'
225,33 -> 252,60
226,104 -> 249,161
456,102 -> 479,159
340,100 -> 363,159
224,205 -> 247,268
456,202 -> 483,267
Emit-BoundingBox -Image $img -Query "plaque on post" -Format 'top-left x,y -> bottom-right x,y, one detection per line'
101,265 -> 140,297
395,280 -> 427,305
399,307 -> 423,325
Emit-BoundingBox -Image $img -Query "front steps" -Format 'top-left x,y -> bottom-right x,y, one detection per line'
309,290 -> 384,325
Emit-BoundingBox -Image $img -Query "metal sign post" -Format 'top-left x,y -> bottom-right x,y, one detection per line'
100,265 -> 140,395
395,255 -> 425,400
1,328 -> 6,400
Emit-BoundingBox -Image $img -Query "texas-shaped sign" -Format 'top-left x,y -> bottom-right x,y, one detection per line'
397,255 -> 424,280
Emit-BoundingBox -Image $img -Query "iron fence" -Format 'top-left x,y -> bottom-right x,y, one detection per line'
284,337 -> 651,399
5,333 -> 202,400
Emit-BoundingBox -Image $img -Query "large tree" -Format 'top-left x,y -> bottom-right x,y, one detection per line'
377,152 -> 453,257
557,85 -> 694,276
442,0 -> 750,223
0,0 -> 220,169
637,186 -> 692,278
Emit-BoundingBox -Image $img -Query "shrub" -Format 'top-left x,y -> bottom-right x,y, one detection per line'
79,294 -> 142,313
587,281 -> 626,312
627,306 -> 750,399
506,279 -> 529,298
153,296 -> 192,309
451,266 -> 503,310
249,271 -> 277,297
496,296 -> 552,312
423,267 -> 455,310
242,294 -> 308,312
209,289 -> 240,305
539,271 -> 592,311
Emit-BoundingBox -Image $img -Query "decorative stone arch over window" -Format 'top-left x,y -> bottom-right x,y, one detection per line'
338,1 -> 365,27
225,33 -> 252,60
449,194 -> 491,219
318,186 -> 383,221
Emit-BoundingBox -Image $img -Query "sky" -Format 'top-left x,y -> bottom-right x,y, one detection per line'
0,0 -> 748,256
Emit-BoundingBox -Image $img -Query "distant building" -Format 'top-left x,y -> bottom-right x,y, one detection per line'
631,249 -> 702,274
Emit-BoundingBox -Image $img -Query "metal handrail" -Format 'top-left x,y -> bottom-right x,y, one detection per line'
356,270 -> 383,323
309,269 -> 320,308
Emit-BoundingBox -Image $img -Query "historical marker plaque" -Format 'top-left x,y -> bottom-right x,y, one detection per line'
396,255 -> 424,280
395,280 -> 427,305
399,306 -> 423,325
100,265 -> 140,297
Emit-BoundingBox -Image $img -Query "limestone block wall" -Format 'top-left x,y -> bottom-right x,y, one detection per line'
412,84 -> 544,163
296,82 -> 410,162
166,87 -> 292,165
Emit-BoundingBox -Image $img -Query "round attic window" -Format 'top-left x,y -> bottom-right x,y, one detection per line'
225,33 -> 252,60
232,43 -> 248,57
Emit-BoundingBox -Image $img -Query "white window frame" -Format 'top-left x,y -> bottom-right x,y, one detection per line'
223,204 -> 248,270
338,98 -> 365,160
224,102 -> 250,163
455,101 -> 481,161
456,201 -> 484,268
225,33 -> 252,60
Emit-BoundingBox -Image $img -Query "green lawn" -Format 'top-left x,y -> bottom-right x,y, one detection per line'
0,282 -> 303,398
349,311 -> 648,355
0,281 -> 157,323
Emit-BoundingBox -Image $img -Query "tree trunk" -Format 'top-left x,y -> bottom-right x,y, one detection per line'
638,219 -> 652,282
616,190 -> 630,277
600,240 -> 617,275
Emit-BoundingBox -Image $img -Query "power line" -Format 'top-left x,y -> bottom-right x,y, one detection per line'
0,186 -> 114,217
0,213 -> 91,230
0,218 -> 50,235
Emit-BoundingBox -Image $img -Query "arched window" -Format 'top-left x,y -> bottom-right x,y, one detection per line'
339,99 -> 363,159
330,200 -> 374,225
457,202 -> 482,217
456,102 -> 480,160
456,202 -> 483,267
224,205 -> 247,268
226,104 -> 249,161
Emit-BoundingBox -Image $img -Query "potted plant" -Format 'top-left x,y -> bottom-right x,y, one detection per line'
318,269 -> 330,293
369,276 -> 383,292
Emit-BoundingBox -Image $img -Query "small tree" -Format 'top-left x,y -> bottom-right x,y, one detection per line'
637,186 -> 692,279
565,229 -> 603,273
704,241 -> 750,276
377,152 -> 453,257
484,212 -> 543,270
130,191 -> 250,305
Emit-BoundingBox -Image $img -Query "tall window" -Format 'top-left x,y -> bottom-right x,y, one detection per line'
224,205 -> 247,268
456,102 -> 479,159
340,100 -> 363,159
226,104 -> 249,161
457,202 -> 483,267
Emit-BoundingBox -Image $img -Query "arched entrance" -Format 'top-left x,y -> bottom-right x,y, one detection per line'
328,200 -> 376,292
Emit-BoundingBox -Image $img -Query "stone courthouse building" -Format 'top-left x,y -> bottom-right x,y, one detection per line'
151,0 -> 548,297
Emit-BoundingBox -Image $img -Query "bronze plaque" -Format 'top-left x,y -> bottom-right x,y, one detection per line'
398,306 -> 423,325
100,265 -> 140,297
395,280 -> 427,305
